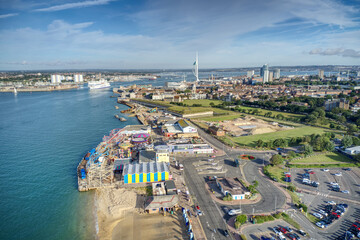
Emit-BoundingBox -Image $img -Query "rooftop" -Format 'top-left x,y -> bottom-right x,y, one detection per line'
217,177 -> 250,196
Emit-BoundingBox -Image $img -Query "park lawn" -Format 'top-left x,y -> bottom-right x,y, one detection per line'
231,126 -> 329,147
291,152 -> 354,164
266,165 -> 286,183
183,99 -> 223,107
237,105 -> 304,119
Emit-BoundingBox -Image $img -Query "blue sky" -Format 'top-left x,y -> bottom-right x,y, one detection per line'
0,0 -> 359,70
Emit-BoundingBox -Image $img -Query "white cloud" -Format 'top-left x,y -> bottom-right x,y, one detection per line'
34,0 -> 113,12
309,48 -> 360,58
0,13 -> 19,19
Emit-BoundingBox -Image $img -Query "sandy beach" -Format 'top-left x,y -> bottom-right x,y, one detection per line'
96,187 -> 146,240
95,186 -> 188,240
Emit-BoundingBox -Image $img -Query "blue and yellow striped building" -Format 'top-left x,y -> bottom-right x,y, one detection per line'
123,162 -> 170,184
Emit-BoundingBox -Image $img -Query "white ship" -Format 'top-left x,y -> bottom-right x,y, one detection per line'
88,79 -> 111,90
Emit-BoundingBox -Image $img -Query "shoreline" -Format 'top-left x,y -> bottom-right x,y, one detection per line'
0,85 -> 80,92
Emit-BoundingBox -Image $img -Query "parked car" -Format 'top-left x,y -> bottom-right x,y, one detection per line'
343,168 -> 351,171
298,230 -> 307,236
334,172 -> 342,176
312,212 -> 323,219
286,233 -> 297,240
197,210 -> 203,216
326,201 -> 336,205
319,210 -> 328,216
309,171 -> 315,174
316,222 -> 325,228
342,190 -> 350,194
322,169 -> 329,172
273,227 -> 281,235
196,205 -> 200,210
285,226 -> 293,233
316,221 -> 327,228
330,182 -> 339,185
279,227 -> 287,234
223,230 -> 230,237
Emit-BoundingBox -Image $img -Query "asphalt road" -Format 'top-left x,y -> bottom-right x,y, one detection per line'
182,158 -> 230,240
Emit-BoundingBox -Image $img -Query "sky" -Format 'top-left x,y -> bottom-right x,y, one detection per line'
0,0 -> 359,70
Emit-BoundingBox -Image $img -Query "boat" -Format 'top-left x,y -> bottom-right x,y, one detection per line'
115,106 -> 119,109
119,117 -> 127,122
88,79 -> 111,90
148,76 -> 157,80
14,87 -> 17,95
114,114 -> 119,119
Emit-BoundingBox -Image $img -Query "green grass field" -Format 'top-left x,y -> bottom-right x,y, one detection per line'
236,105 -> 304,119
291,152 -> 354,164
182,99 -> 223,107
231,126 -> 329,147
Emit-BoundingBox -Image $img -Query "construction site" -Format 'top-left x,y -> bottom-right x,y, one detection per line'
206,116 -> 293,137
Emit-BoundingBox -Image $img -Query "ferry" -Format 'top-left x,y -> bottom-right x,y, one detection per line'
88,79 -> 111,90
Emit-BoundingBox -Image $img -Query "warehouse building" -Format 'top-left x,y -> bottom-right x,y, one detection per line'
123,162 -> 170,184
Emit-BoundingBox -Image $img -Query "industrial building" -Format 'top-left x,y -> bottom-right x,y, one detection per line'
123,162 -> 170,184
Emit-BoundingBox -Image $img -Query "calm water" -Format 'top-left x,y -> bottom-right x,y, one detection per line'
0,85 -> 139,240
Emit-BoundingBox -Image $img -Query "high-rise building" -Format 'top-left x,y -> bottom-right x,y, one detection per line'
268,71 -> 273,82
51,74 -> 62,84
274,69 -> 280,79
260,64 -> 269,83
319,70 -> 324,79
247,70 -> 254,78
74,74 -> 83,83
263,69 -> 269,83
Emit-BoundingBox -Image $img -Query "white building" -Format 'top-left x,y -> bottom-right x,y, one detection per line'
74,74 -> 84,82
176,119 -> 197,133
50,74 -> 63,84
274,69 -> 280,79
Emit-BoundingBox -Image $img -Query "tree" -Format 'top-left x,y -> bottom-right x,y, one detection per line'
236,214 -> 247,225
347,124 -> 358,135
303,144 -> 313,156
270,154 -> 283,166
209,102 -> 214,107
324,141 -> 335,152
353,154 -> 360,163
253,180 -> 259,188
287,185 -> 296,192
342,135 -> 353,148
288,151 -> 296,159
256,139 -> 264,148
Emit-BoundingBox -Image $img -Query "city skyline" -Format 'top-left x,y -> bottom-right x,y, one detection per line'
0,0 -> 360,70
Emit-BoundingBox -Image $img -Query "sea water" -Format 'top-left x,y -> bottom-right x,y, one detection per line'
0,85 -> 139,240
